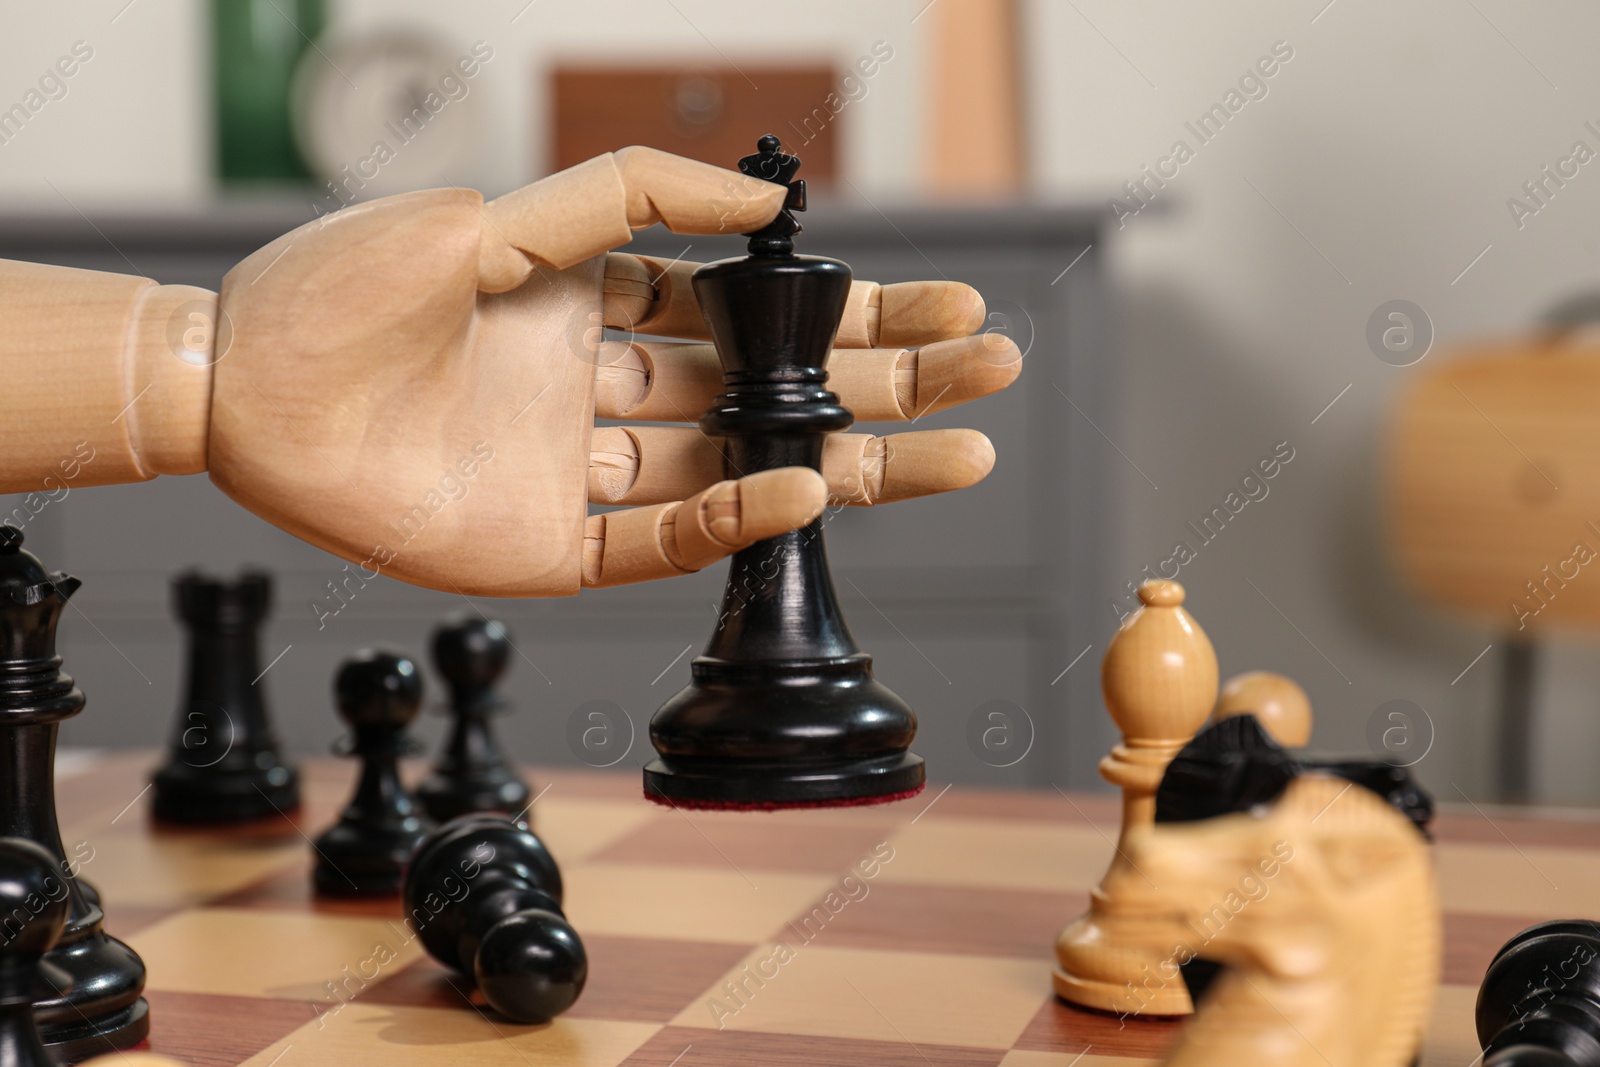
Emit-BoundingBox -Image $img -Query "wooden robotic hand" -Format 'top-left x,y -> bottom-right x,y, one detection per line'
0,148 -> 1019,596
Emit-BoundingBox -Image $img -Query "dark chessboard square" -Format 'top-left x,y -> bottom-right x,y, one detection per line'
144,990 -> 318,1067
1443,911 -> 1562,987
1014,995 -> 1185,1058
786,883 -> 1087,960
356,960 -> 487,1013
620,1025 -> 1007,1067
364,935 -> 756,1024
1431,809 -> 1600,849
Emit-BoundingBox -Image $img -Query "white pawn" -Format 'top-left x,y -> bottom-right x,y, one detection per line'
1211,670 -> 1312,748
1052,579 -> 1218,1017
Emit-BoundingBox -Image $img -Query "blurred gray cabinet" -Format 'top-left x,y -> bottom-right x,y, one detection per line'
0,198 -> 1116,792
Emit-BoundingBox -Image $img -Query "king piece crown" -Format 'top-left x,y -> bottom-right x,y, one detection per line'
740,133 -> 807,256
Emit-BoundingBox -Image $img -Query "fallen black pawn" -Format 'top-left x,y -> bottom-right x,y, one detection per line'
313,651 -> 431,896
404,814 -> 585,1023
1477,920 -> 1600,1065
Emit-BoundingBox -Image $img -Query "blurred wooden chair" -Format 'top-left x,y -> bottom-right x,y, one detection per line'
1387,299 -> 1600,801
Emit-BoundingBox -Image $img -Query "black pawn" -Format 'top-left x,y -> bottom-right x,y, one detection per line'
152,571 -> 299,822
313,651 -> 430,896
404,814 -> 585,1023
0,527 -> 148,1059
416,617 -> 531,824
1476,920 -> 1600,1065
644,134 -> 924,809
0,838 -> 73,1067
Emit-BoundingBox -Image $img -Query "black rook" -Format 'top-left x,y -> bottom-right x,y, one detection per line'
152,570 -> 299,823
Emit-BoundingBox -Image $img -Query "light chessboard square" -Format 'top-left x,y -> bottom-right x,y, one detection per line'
68,830 -> 303,908
132,907 -> 426,1000
562,861 -> 838,943
1001,1054 -> 1159,1067
241,1002 -> 662,1067
671,944 -> 1046,1049
526,797 -> 661,864
877,817 -> 1116,892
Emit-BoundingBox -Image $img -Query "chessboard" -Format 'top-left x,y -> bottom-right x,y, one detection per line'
59,750 -> 1600,1067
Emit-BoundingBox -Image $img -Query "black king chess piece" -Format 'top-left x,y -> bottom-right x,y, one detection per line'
416,616 -> 532,824
313,651 -> 431,896
643,135 -> 925,809
151,570 -> 299,823
0,527 -> 148,1060
1476,920 -> 1600,1065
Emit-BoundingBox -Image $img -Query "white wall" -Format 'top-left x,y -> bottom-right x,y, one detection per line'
1026,0 -> 1600,802
0,2 -> 207,204
4,0 -> 1599,801
0,0 -> 929,203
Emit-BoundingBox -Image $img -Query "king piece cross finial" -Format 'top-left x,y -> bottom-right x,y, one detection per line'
739,133 -> 807,255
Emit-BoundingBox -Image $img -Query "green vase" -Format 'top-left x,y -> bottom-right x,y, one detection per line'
212,0 -> 327,182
